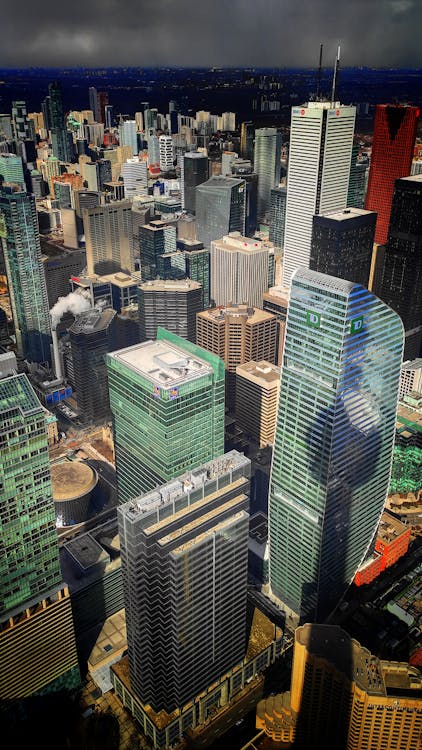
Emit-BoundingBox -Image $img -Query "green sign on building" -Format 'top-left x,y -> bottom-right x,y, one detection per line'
350,316 -> 364,334
306,310 -> 321,328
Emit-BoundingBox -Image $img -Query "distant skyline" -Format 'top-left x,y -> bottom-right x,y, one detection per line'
1,0 -> 421,69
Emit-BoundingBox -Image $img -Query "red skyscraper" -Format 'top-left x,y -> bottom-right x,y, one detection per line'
365,104 -> 419,244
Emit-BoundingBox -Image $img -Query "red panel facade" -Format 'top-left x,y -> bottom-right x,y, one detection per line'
365,104 -> 419,244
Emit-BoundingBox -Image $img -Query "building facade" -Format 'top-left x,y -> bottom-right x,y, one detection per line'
269,268 -> 403,622
0,374 -> 79,698
107,328 -> 225,502
118,450 -> 250,713
253,128 -> 282,222
210,232 -> 273,308
256,623 -> 422,750
84,200 -> 134,275
196,177 -> 246,250
365,104 -> 419,245
0,184 -> 51,362
138,279 -> 203,343
181,152 -> 209,213
373,175 -> 422,360
69,308 -> 117,423
310,207 -> 376,287
235,361 -> 280,447
197,305 -> 277,406
282,102 -> 356,286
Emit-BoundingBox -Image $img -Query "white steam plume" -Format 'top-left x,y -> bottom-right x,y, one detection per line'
50,290 -> 91,329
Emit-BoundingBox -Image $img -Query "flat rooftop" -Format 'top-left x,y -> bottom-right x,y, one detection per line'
377,511 -> 408,543
296,624 -> 385,695
198,305 -> 275,324
120,450 -> 250,521
108,339 -> 212,387
139,279 -> 201,292
213,232 -> 274,253
70,308 -> 116,335
320,207 -> 375,222
237,360 -> 280,385
402,358 -> 422,372
51,460 -> 97,502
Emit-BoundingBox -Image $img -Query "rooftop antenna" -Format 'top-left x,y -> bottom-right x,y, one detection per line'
331,45 -> 341,105
316,43 -> 323,100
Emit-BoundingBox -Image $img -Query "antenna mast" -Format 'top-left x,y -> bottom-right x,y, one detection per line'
316,43 -> 323,100
331,45 -> 341,105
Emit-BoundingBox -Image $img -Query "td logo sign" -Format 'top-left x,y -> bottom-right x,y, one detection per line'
306,310 -> 321,328
350,316 -> 364,334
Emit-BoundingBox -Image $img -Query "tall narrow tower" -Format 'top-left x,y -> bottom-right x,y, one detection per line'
365,104 -> 419,245
253,128 -> 282,222
0,183 -> 51,363
269,268 -> 403,623
282,102 -> 356,286
0,374 -> 79,699
374,174 -> 422,359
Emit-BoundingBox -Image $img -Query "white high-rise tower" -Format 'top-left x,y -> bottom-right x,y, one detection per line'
282,102 -> 356,286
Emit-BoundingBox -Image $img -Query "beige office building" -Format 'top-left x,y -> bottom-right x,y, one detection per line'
84,200 -> 134,275
256,623 -> 422,749
197,305 -> 277,405
235,361 -> 280,447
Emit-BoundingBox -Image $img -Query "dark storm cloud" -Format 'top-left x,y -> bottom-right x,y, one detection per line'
1,0 -> 420,67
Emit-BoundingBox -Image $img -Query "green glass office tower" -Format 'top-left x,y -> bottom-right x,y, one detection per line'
0,374 -> 80,698
107,327 -> 225,503
0,184 -> 51,363
0,374 -> 62,615
269,268 -> 403,623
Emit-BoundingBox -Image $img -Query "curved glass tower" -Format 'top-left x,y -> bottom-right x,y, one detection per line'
269,268 -> 403,622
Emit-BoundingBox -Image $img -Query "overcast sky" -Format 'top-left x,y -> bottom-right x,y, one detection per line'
1,0 -> 420,68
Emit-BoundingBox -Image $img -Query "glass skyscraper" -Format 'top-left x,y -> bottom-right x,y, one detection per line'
0,374 -> 80,698
107,327 -> 225,503
253,128 -> 282,222
196,176 -> 246,250
0,374 -> 62,616
118,451 -> 250,714
0,184 -> 51,363
269,268 -> 403,622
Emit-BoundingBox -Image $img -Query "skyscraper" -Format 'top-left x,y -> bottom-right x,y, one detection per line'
107,327 -> 225,502
256,623 -> 422,750
0,374 -> 79,698
122,157 -> 148,199
269,186 -> 287,249
69,308 -> 117,423
0,184 -> 51,362
347,143 -> 367,209
374,174 -> 422,359
269,268 -> 403,623
117,450 -> 250,713
253,128 -> 282,222
158,134 -> 174,172
282,102 -> 356,286
310,207 -> 376,287
11,100 -> 33,141
365,104 -> 419,245
196,176 -> 246,249
181,151 -> 209,213
139,220 -> 177,280
48,81 -> 73,162
197,304 -> 277,405
138,279 -> 203,343
240,121 -> 254,162
119,120 -> 138,156
210,232 -> 273,308
88,86 -> 99,121
0,153 -> 25,189
84,200 -> 134,275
